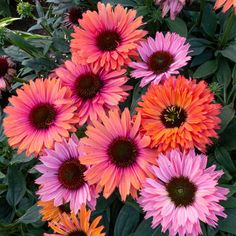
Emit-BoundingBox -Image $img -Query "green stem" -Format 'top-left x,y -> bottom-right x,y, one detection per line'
198,0 -> 205,26
219,11 -> 235,48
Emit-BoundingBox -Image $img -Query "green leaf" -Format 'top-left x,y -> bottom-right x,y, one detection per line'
220,44 -> 236,63
114,204 -> 140,236
102,0 -> 136,6
0,17 -> 21,28
6,165 -> 26,207
218,104 -> 235,133
218,208 -> 236,234
220,119 -> 236,151
165,17 -> 187,37
17,205 -> 41,224
201,4 -> 217,37
189,38 -> 212,56
10,152 -> 34,165
214,147 -> 236,173
193,60 -> 218,78
133,219 -> 163,236
216,59 -> 231,90
221,196 -> 236,208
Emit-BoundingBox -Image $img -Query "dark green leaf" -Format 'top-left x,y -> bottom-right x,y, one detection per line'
214,147 -> 236,173
165,17 -> 187,37
6,165 -> 26,207
10,152 -> 34,165
102,0 -> 136,6
189,38 -> 212,56
17,205 -> 41,224
218,208 -> 236,234
218,104 -> 235,133
220,119 -> 236,151
114,204 -> 140,236
220,44 -> 236,63
193,60 -> 218,78
216,59 -> 231,90
221,196 -> 236,208
133,219 -> 162,236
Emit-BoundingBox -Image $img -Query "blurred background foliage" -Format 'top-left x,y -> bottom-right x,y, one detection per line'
1,0 -> 236,235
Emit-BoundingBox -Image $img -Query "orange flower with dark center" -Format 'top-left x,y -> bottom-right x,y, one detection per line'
138,75 -> 221,153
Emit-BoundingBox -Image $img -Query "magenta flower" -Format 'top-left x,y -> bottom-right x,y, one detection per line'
138,149 -> 229,236
129,32 -> 191,87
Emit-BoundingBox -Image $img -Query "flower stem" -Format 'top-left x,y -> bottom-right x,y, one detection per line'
219,11 -> 235,48
13,77 -> 29,84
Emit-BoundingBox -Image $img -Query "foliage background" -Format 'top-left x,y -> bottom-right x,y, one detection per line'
1,0 -> 236,235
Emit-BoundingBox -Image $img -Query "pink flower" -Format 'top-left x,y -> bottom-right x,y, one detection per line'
138,149 -> 229,236
35,135 -> 97,213
155,0 -> 186,20
129,32 -> 191,87
55,60 -> 131,125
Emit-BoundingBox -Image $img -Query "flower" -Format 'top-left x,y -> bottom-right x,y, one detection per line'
70,2 -> 147,71
138,149 -> 229,236
138,75 -> 221,153
0,56 -> 16,92
214,0 -> 236,14
38,200 -> 71,222
35,135 -> 97,214
63,7 -> 83,28
45,204 -> 105,236
3,78 -> 78,156
80,108 -> 157,201
129,32 -> 191,87
155,0 -> 186,20
55,60 -> 131,125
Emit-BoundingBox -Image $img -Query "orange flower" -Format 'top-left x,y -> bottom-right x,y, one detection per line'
38,200 -> 71,222
70,2 -> 146,71
138,76 -> 221,153
45,205 -> 105,236
214,0 -> 236,14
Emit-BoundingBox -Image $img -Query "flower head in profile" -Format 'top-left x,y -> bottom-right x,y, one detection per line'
0,56 -> 16,93
45,204 -> 105,236
129,32 -> 191,87
80,108 -> 157,201
155,0 -> 186,20
38,200 -> 71,222
214,0 -> 236,14
55,60 -> 131,125
138,149 -> 229,236
138,75 -> 221,153
3,78 -> 78,156
63,7 -> 83,28
35,135 -> 97,214
70,2 -> 147,71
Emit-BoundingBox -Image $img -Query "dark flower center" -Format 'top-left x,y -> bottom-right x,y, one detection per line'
0,57 -> 9,77
166,176 -> 197,207
75,73 -> 103,99
108,137 -> 138,168
160,105 -> 187,128
96,30 -> 121,51
58,159 -> 87,190
29,103 -> 57,129
148,51 -> 174,74
68,7 -> 83,24
58,203 -> 71,214
68,230 -> 87,236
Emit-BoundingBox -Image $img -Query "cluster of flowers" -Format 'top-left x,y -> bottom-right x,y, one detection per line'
2,2 -> 233,236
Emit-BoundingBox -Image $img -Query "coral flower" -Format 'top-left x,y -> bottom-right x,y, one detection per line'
129,32 -> 191,87
3,78 -> 78,156
38,200 -> 71,222
35,135 -> 97,214
70,2 -> 147,71
0,56 -> 16,92
55,60 -> 131,125
215,0 -> 236,14
45,205 -> 105,236
80,108 -> 157,201
155,0 -> 186,20
138,75 -> 221,153
138,149 -> 229,236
